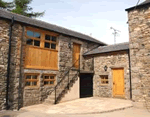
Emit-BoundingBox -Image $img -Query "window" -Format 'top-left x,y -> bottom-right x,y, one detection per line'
25,74 -> 39,87
44,34 -> 57,50
43,74 -> 55,86
26,30 -> 41,47
100,75 -> 109,85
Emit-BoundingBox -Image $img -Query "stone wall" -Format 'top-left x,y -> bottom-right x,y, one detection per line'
0,19 -> 9,110
93,51 -> 130,99
128,6 -> 150,109
0,19 -> 23,110
21,28 -> 99,107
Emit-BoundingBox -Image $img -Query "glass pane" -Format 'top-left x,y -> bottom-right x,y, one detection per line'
44,76 -> 49,79
52,36 -> 56,42
32,82 -> 37,86
44,81 -> 49,85
27,30 -> 34,37
25,82 -> 31,86
26,75 -> 31,79
34,40 -> 40,46
26,39 -> 33,45
34,32 -> 41,38
45,42 -> 50,48
106,81 -> 108,83
50,76 -> 54,79
45,35 -> 51,41
51,43 -> 56,49
50,81 -> 54,84
32,75 -> 37,79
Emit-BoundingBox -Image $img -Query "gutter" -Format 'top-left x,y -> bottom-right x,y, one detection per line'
6,16 -> 14,110
127,49 -> 132,100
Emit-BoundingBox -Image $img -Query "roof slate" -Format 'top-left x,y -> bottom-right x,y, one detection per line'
84,42 -> 129,56
0,9 -> 106,45
125,0 -> 150,11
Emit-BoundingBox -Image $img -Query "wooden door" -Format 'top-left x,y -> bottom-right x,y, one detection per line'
113,68 -> 125,98
73,43 -> 80,69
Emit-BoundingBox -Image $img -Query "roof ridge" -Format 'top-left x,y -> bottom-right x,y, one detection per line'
98,42 -> 129,48
0,9 -> 106,45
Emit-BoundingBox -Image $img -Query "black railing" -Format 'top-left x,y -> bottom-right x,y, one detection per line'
54,55 -> 80,104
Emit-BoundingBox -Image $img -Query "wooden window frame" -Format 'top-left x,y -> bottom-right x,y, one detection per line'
25,27 -> 59,51
43,74 -> 56,86
25,73 -> 39,87
100,75 -> 109,85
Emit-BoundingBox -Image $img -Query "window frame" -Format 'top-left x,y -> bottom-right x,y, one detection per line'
100,75 -> 109,85
25,27 -> 59,51
43,74 -> 56,86
24,73 -> 39,87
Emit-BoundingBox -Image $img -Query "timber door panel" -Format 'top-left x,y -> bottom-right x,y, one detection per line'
73,43 -> 80,69
113,68 -> 125,98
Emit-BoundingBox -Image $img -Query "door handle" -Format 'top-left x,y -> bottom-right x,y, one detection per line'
113,82 -> 115,85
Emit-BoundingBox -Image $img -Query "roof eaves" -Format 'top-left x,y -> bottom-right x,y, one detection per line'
125,1 -> 150,11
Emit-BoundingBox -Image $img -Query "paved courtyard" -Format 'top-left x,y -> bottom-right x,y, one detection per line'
2,97 -> 148,117
20,97 -> 132,114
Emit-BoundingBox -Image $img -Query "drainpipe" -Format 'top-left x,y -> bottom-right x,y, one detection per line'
6,16 -> 14,110
18,26 -> 25,110
128,49 -> 132,100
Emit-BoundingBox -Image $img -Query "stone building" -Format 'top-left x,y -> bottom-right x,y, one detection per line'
84,42 -> 131,100
0,9 -> 106,110
125,0 -> 150,109
0,0 -> 150,111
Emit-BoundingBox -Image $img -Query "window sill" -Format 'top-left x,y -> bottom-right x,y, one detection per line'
24,86 -> 39,90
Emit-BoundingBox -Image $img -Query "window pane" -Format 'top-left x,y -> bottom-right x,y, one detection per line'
52,36 -> 56,42
34,32 -> 41,38
32,75 -> 37,79
50,81 -> 54,84
45,35 -> 51,41
32,82 -> 37,86
50,76 -> 54,79
27,30 -> 34,37
44,81 -> 49,85
26,82 -> 31,86
26,75 -> 31,79
51,43 -> 56,49
26,39 -> 33,45
45,42 -> 50,48
34,40 -> 40,46
44,76 -> 49,79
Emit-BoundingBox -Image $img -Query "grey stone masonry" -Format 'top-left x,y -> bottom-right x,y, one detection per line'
0,19 -> 9,110
127,6 -> 150,109
93,51 -> 130,99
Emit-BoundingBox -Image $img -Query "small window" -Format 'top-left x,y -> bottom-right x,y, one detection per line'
34,40 -> 40,46
45,42 -> 50,48
27,30 -> 34,37
45,35 -> 51,41
43,75 -> 55,86
26,39 -> 33,45
25,74 -> 39,87
52,36 -> 56,42
100,75 -> 108,85
51,43 -> 56,49
34,32 -> 41,38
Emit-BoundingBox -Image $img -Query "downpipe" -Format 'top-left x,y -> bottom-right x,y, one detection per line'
6,16 -> 14,110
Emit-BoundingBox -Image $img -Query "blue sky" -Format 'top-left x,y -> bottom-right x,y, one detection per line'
6,0 -> 145,44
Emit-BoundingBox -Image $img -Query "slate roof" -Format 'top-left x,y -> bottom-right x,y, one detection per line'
84,42 -> 129,56
125,0 -> 150,11
0,9 -> 106,45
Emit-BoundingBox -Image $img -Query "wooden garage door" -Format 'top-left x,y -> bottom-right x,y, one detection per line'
113,68 -> 125,98
73,43 -> 80,69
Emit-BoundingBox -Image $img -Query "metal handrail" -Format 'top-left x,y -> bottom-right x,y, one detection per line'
53,55 -> 80,104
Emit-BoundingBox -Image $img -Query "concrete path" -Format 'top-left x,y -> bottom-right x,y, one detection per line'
20,97 -> 132,114
17,108 -> 150,117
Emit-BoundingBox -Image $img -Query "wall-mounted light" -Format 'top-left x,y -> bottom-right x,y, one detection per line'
68,42 -> 71,49
104,65 -> 108,71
